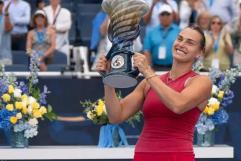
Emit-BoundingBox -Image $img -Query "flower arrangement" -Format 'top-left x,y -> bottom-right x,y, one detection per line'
80,92 -> 142,127
0,54 -> 56,139
80,92 -> 142,147
196,65 -> 241,135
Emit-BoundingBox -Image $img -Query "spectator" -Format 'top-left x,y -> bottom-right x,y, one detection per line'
196,11 -> 211,33
43,0 -> 71,58
0,0 -> 13,65
36,0 -> 46,10
202,0 -> 238,24
143,4 -> 180,71
143,0 -> 179,34
26,10 -> 56,71
179,0 -> 206,29
226,0 -> 241,66
8,0 -> 31,50
203,16 -> 233,71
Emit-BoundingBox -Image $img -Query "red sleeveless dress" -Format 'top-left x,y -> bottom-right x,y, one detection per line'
133,70 -> 201,161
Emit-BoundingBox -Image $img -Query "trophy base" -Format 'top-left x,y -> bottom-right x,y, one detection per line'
103,73 -> 137,88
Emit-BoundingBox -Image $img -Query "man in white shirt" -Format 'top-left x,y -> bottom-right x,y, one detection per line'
44,0 -> 71,57
8,0 -> 30,50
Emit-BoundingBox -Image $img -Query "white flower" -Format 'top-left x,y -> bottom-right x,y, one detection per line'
13,88 -> 22,98
209,97 -> 219,105
87,111 -> 94,120
211,85 -> 219,95
28,96 -> 36,104
24,126 -> 38,138
27,105 -> 33,114
28,118 -> 38,126
16,113 -> 22,119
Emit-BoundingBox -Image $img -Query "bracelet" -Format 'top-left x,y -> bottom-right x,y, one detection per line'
145,73 -> 157,80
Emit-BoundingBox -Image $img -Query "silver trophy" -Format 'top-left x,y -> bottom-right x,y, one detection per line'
101,0 -> 149,88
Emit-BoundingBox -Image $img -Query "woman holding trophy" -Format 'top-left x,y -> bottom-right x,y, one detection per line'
96,25 -> 212,161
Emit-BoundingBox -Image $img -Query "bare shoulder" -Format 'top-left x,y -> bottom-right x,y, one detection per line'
28,30 -> 34,36
194,75 -> 212,85
188,75 -> 212,87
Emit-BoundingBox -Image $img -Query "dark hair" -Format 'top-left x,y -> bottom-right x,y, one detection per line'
36,0 -> 45,7
0,1 -> 4,5
31,14 -> 48,28
187,24 -> 206,52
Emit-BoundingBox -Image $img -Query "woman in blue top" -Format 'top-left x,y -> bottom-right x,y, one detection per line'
26,10 -> 56,71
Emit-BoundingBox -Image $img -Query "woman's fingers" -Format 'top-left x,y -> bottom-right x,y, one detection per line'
133,53 -> 151,74
96,54 -> 109,72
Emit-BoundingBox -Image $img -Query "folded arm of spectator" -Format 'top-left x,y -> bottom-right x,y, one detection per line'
55,11 -> 71,33
12,5 -> 30,25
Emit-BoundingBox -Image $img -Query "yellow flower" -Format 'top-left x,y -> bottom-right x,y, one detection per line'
98,99 -> 105,106
2,94 -> 11,102
8,85 -> 14,94
10,116 -> 18,124
6,104 -> 14,111
39,106 -> 47,115
212,102 -> 220,111
22,106 -> 28,114
32,102 -> 40,109
21,94 -> 28,100
206,107 -> 215,116
15,102 -> 23,110
218,91 -> 224,100
16,113 -> 22,119
21,94 -> 29,105
203,106 -> 209,114
33,110 -> 42,118
96,104 -> 105,116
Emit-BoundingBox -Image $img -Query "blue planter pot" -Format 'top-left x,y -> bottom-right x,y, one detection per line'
10,130 -> 28,148
197,129 -> 215,147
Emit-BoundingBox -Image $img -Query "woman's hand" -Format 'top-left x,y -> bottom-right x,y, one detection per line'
133,53 -> 155,78
96,54 -> 110,73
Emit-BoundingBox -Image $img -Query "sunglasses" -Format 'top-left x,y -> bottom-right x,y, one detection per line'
211,21 -> 222,25
160,12 -> 171,16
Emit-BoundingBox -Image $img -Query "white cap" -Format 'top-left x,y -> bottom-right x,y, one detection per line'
34,10 -> 46,17
158,4 -> 173,14
239,0 -> 241,4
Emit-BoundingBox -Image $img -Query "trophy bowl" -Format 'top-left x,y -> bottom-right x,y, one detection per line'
101,0 -> 149,88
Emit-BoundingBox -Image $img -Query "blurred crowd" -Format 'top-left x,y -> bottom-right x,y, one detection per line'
0,0 -> 240,72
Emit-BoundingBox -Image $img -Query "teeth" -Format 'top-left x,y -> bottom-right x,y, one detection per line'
176,49 -> 186,55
